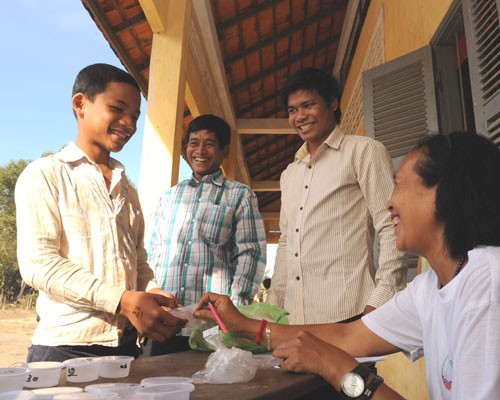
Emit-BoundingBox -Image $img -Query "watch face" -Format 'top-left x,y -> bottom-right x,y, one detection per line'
341,372 -> 365,397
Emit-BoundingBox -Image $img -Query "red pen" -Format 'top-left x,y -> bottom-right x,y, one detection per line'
208,302 -> 228,334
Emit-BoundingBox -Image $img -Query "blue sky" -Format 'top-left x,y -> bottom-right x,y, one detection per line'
0,0 -> 190,185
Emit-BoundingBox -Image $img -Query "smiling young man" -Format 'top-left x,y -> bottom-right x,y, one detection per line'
145,114 -> 266,355
15,63 -> 186,362
267,68 -> 407,325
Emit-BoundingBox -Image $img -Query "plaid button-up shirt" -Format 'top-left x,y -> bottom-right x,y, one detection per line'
147,170 -> 266,306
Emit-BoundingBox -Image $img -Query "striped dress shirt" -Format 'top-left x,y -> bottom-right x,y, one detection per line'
147,170 -> 266,306
15,143 -> 158,346
267,127 -> 407,324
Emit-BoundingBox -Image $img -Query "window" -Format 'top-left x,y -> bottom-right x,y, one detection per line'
363,0 -> 500,154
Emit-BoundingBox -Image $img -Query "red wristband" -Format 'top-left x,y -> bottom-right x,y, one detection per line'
255,319 -> 268,345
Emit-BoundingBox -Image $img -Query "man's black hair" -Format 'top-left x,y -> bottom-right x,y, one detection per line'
185,114 -> 231,149
280,67 -> 342,122
72,63 -> 140,102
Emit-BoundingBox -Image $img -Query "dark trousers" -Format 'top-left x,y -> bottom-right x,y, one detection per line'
27,329 -> 141,362
140,336 -> 191,357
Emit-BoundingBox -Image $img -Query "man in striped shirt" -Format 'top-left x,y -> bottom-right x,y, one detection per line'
267,68 -> 407,325
145,114 -> 266,355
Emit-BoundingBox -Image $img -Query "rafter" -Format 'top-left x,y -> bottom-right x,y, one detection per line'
223,0 -> 348,66
82,0 -> 149,95
230,35 -> 340,93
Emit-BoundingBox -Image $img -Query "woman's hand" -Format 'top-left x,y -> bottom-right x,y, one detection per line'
273,330 -> 358,388
194,292 -> 255,337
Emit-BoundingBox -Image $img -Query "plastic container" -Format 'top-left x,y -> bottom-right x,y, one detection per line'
84,382 -> 140,397
135,383 -> 195,400
31,387 -> 83,399
98,355 -> 133,378
0,367 -> 28,392
0,391 -> 36,400
140,376 -> 193,387
24,361 -> 64,388
63,358 -> 101,383
53,393 -> 118,400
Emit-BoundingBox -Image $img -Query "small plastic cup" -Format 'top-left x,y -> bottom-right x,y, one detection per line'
84,382 -> 141,396
98,355 -> 133,378
31,387 -> 83,400
140,376 -> 193,387
63,357 -> 101,383
0,368 -> 28,392
24,361 -> 64,388
135,383 -> 195,400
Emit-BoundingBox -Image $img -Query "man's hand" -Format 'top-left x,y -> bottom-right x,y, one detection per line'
147,287 -> 182,308
118,290 -> 187,342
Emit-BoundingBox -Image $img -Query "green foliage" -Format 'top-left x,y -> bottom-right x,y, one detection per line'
0,160 -> 29,300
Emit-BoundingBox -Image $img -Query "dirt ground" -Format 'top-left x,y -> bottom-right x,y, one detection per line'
0,306 -> 37,367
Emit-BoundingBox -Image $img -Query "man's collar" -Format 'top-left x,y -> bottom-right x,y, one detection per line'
189,169 -> 225,186
53,142 -> 125,171
294,126 -> 344,161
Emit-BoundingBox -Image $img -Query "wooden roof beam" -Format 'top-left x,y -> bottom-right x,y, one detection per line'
81,0 -> 148,95
224,0 -> 348,66
138,0 -> 191,217
191,0 -> 252,186
230,37 -> 340,94
237,118 -> 295,134
252,181 -> 281,192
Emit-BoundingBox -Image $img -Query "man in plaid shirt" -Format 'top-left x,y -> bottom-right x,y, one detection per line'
144,114 -> 266,355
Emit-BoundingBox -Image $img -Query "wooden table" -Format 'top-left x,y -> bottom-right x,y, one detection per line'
60,351 -> 338,399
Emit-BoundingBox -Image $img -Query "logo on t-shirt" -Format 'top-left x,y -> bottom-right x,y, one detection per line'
441,356 -> 453,390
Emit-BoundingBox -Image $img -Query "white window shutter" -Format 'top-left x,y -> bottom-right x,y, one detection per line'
362,45 -> 439,159
462,0 -> 500,145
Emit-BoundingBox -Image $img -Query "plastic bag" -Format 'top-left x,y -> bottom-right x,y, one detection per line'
189,302 -> 289,354
169,304 -> 215,337
191,328 -> 259,384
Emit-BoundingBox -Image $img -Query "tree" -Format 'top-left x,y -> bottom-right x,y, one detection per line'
0,159 -> 29,306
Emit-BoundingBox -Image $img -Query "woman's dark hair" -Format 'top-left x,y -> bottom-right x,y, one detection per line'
280,67 -> 342,122
72,63 -> 140,101
185,114 -> 231,149
414,131 -> 500,258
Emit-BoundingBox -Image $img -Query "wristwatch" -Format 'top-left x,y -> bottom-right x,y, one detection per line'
340,365 -> 371,398
340,364 -> 384,399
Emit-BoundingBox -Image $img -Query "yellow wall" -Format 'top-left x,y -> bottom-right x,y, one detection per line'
341,1 -> 454,398
378,353 -> 429,400
342,0 -> 453,118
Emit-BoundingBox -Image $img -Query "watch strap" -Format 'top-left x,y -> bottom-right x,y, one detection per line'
363,374 -> 384,399
351,364 -> 372,380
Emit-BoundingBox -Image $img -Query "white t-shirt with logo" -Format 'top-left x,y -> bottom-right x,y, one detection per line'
363,246 -> 500,400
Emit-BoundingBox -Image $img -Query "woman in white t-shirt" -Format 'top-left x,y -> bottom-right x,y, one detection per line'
195,131 -> 500,400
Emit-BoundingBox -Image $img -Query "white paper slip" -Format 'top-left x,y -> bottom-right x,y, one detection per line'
355,356 -> 386,363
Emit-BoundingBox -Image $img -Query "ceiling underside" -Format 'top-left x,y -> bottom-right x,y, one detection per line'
81,0 -> 352,210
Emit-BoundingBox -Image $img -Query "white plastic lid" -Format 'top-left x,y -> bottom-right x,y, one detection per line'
136,383 -> 195,395
53,393 -> 119,400
140,376 -> 193,386
0,391 -> 36,400
32,387 -> 83,399
84,382 -> 140,392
